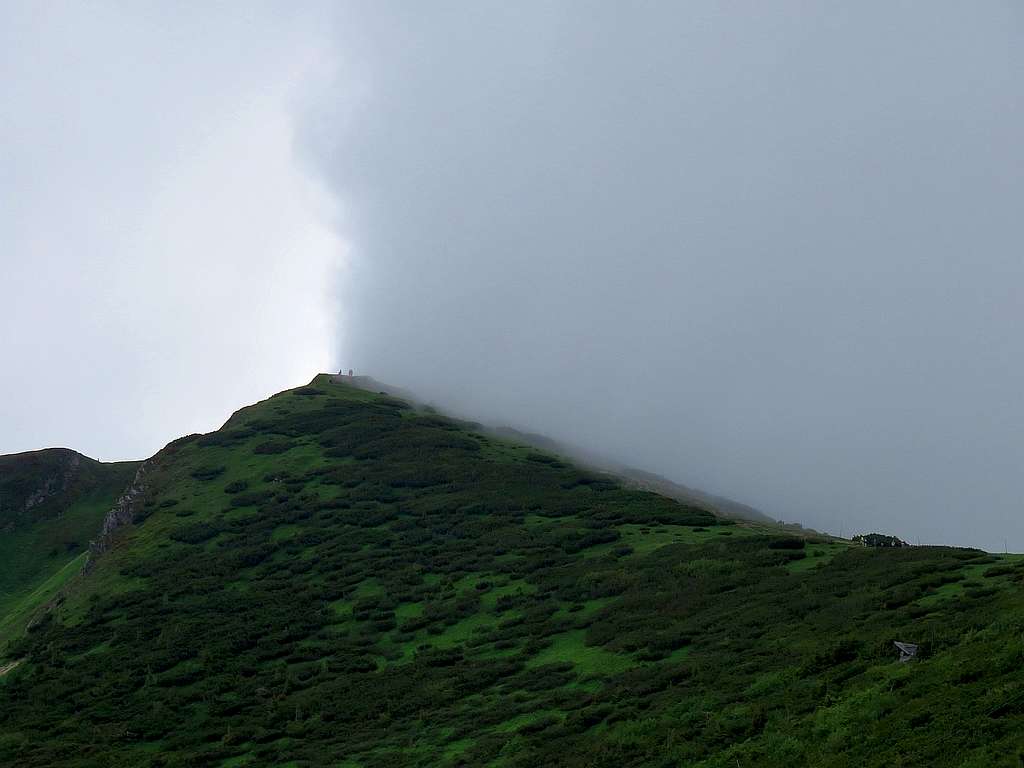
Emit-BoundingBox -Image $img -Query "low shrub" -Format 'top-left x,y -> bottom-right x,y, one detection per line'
254,439 -> 298,455
191,465 -> 225,481
768,537 -> 806,550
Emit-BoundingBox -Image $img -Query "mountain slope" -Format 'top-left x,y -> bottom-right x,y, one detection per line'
340,376 -> 775,524
488,426 -> 775,524
1,376 -> 1022,767
0,448 -> 139,648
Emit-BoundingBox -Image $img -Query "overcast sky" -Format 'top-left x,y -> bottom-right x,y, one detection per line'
1,3 -> 340,463
2,3 -> 1022,551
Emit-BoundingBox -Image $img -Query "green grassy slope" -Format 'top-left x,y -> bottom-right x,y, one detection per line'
0,449 -> 139,649
1,377 -> 1023,767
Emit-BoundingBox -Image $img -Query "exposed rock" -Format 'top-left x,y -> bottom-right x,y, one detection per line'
84,460 -> 151,571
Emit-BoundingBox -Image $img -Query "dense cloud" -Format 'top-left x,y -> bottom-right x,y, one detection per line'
306,2 -> 1024,550
3,3 -> 1022,551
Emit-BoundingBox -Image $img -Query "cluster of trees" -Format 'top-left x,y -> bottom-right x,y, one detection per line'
853,533 -> 910,548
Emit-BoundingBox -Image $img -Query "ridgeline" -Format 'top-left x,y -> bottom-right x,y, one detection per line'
0,375 -> 1022,766
0,449 -> 138,649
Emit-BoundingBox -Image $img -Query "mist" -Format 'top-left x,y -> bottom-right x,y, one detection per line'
1,3 -> 340,461
3,3 -> 1021,552
304,2 -> 1024,551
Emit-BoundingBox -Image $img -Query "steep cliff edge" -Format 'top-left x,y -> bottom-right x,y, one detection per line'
0,448 -> 139,648
85,460 -> 151,568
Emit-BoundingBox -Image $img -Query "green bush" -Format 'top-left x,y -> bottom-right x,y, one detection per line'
768,537 -> 806,550
254,439 -> 298,455
169,522 -> 220,544
190,465 -> 226,481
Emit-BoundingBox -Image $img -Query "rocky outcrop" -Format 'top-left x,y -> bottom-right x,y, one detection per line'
84,461 -> 150,572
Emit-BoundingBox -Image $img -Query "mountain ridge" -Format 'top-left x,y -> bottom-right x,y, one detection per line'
0,448 -> 139,651
337,374 -> 776,526
1,375 -> 1022,766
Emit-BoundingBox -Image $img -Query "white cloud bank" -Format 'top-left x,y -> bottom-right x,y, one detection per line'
4,3 -> 1023,553
1,3 -> 341,460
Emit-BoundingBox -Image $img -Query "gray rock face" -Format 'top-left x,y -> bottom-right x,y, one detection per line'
85,461 -> 150,571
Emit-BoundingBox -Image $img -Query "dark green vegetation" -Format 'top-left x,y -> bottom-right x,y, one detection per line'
853,533 -> 909,548
0,449 -> 139,648
2,378 -> 1024,766
486,427 -> 775,524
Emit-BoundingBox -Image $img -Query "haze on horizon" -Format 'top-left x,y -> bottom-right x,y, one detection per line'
2,2 -> 1022,551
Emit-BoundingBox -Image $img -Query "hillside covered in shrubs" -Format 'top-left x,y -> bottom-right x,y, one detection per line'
1,376 -> 1023,767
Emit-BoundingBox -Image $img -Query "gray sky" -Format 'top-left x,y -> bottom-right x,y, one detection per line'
1,3 -> 340,462
3,3 -> 1023,550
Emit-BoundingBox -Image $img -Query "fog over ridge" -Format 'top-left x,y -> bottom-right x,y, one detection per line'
304,2 -> 1024,551
1,2 -> 1021,552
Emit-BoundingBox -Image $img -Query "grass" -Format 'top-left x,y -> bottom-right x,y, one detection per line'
432,613 -> 498,648
0,457 -> 136,651
784,542 -> 851,573
915,553 -> 1022,608
480,579 -> 537,610
493,710 -> 563,733
612,521 -> 758,555
527,629 -> 635,677
1,374 -> 1023,768
0,552 -> 86,649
